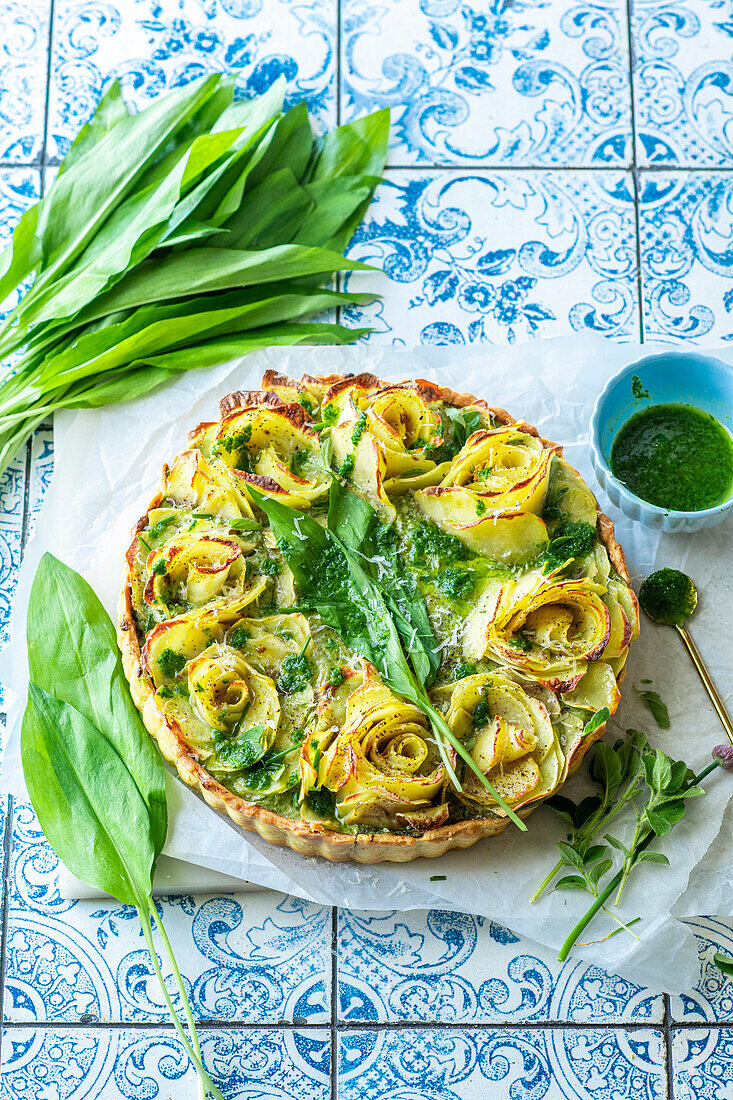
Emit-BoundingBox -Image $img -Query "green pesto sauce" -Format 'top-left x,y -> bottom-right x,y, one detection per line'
610,403 -> 733,512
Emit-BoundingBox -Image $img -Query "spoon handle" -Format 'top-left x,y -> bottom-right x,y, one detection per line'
675,624 -> 733,745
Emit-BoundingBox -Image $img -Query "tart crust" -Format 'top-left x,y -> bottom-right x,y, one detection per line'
117,373 -> 634,864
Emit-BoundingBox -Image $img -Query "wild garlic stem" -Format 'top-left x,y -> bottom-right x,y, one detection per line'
149,899 -> 205,1099
423,700 -> 527,831
137,903 -> 225,1100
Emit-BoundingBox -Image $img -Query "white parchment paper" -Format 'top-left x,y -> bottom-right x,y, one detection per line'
2,334 -> 732,993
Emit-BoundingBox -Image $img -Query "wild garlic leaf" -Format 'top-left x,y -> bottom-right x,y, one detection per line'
0,80 -> 389,478
253,487 -> 417,701
71,244 -> 372,324
27,553 -> 167,855
22,684 -> 156,907
327,479 -> 440,686
253,486 -> 525,828
714,953 -> 733,977
1,75 -> 225,343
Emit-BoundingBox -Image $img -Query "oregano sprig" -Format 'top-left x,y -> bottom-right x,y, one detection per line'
531,722 -> 719,961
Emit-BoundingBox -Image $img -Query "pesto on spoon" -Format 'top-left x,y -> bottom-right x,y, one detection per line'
639,568 -> 733,744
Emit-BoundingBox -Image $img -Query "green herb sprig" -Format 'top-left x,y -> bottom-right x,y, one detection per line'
22,554 -> 223,1100
0,76 -> 390,476
532,723 -> 717,960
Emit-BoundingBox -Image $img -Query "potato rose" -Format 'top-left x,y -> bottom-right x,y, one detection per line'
143,532 -> 266,618
464,573 -> 611,692
302,664 -> 448,830
446,671 -> 562,813
196,402 -> 329,510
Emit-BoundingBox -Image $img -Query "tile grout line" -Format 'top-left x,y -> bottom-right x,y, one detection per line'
334,0 -> 342,331
0,158 -> 732,175
0,797 -> 15,1054
333,10 -> 342,1093
335,0 -> 342,129
40,0 -> 57,171
630,166 -> 645,344
6,0 -> 54,1026
1,1017 -> 719,1032
2,441 -> 36,1039
663,993 -> 675,1100
625,0 -> 645,346
330,907 -> 338,1100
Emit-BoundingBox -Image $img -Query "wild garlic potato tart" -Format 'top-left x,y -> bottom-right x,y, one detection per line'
118,371 -> 638,863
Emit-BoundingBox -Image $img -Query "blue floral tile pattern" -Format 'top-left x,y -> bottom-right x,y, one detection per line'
48,0 -> 337,159
673,1028 -> 733,1100
338,910 -> 664,1024
638,171 -> 733,343
341,0 -> 632,166
27,425 -> 54,540
342,169 -> 640,345
338,1028 -> 666,1099
1,1026 -> 331,1098
669,917 -> 733,1022
632,0 -> 733,166
0,2 -> 51,162
0,171 -> 39,711
0,170 -> 41,318
5,801 -> 331,1024
3,0 -> 733,1093
0,452 -> 26,680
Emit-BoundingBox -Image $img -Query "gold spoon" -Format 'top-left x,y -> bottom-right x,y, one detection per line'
639,568 -> 733,745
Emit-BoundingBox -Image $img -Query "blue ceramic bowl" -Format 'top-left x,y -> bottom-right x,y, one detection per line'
589,351 -> 733,533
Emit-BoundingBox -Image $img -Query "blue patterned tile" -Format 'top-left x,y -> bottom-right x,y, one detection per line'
638,170 -> 733,343
632,1 -> 733,166
669,917 -> 733,1022
48,0 -> 337,160
341,0 -> 632,167
342,169 -> 640,345
0,451 -> 26,701
5,800 -> 331,1024
0,171 -> 39,713
1,1026 -> 331,1098
672,1028 -> 733,1100
0,794 -> 6,937
338,909 -> 663,1024
0,2 -> 51,162
26,425 -> 54,542
0,170 -> 41,320
338,1028 -> 666,1099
